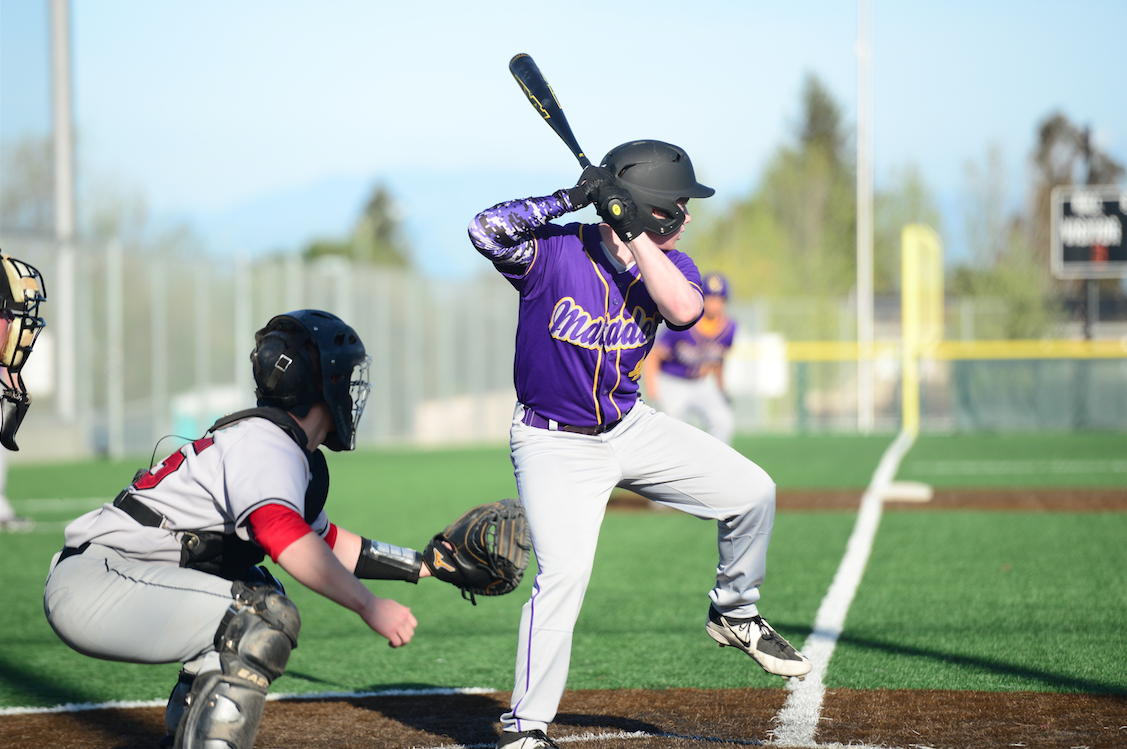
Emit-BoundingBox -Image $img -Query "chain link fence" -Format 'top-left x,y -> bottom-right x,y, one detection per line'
2,235 -> 1124,463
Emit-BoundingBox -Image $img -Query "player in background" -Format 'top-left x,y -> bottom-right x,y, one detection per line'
0,253 -> 48,531
643,272 -> 737,444
468,140 -> 811,749
0,417 -> 31,531
44,310 -> 437,749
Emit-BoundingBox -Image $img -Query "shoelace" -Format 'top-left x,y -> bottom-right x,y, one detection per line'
729,614 -> 774,640
532,731 -> 560,748
750,615 -> 777,640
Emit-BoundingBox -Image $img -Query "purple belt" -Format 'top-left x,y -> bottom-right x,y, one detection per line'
521,407 -> 624,436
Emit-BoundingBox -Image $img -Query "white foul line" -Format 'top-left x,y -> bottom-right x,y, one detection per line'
407,729 -> 768,749
768,430 -> 916,748
0,687 -> 498,717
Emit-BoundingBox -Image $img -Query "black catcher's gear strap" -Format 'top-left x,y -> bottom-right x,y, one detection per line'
259,327 -> 311,402
113,486 -> 167,528
210,406 -> 308,450
422,498 -> 531,605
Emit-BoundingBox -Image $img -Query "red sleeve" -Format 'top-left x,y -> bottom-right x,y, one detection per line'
248,504 -> 315,562
323,522 -> 339,549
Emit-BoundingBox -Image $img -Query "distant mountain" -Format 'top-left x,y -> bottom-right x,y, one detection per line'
188,167 -> 586,280
190,173 -> 370,256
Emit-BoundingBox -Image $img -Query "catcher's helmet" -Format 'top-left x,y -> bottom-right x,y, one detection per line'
251,310 -> 371,451
600,140 -> 714,236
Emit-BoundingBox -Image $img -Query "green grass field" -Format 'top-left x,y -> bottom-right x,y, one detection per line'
2,431 -> 1124,709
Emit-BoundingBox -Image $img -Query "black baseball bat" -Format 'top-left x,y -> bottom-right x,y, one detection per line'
509,53 -> 591,168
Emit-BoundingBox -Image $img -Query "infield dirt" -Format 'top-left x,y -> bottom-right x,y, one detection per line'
3,687 -> 1125,749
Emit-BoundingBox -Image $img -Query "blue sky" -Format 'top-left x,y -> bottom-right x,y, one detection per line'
2,0 -> 1125,279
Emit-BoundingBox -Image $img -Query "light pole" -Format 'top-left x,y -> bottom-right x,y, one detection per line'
50,0 -> 77,422
856,0 -> 875,433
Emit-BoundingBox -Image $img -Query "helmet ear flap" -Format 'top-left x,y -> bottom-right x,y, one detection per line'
251,321 -> 318,410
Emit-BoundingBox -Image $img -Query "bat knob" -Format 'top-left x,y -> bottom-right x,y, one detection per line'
607,199 -> 625,218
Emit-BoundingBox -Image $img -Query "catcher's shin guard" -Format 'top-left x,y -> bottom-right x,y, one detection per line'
174,671 -> 267,749
163,669 -> 195,739
174,581 -> 300,748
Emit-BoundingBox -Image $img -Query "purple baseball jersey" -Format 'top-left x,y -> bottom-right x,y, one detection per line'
469,193 -> 703,427
656,318 -> 737,380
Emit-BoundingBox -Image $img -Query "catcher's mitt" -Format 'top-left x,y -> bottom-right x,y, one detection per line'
423,499 -> 531,604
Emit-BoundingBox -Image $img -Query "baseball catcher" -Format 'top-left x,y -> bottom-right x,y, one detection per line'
43,309 -> 529,749
423,499 -> 531,604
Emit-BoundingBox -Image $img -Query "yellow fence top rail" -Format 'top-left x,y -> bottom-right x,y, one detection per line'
730,339 -> 1127,362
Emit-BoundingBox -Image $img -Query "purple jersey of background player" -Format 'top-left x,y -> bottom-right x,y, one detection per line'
469,193 -> 703,427
656,318 -> 737,380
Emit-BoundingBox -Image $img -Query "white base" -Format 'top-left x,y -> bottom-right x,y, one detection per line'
880,480 -> 934,503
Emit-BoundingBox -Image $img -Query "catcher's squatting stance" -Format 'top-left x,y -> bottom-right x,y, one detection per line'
468,140 -> 812,749
642,272 -> 738,445
43,310 -> 530,749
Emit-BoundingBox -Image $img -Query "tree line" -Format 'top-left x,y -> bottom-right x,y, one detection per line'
683,74 -> 1124,339
3,73 -> 1122,341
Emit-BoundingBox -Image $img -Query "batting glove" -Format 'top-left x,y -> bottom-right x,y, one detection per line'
596,183 -> 645,242
566,165 -> 614,209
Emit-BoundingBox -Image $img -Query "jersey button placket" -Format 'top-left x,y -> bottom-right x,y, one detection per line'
599,296 -> 613,407
601,295 -> 620,398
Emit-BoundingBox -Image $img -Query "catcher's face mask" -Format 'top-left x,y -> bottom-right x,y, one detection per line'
0,254 -> 48,451
344,355 -> 372,450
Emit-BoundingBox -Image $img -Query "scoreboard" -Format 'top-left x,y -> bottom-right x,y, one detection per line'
1050,185 -> 1127,279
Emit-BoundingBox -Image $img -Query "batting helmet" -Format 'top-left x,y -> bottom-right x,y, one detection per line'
600,140 -> 714,236
251,310 -> 371,451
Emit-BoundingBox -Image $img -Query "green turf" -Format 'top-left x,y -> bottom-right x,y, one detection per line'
830,511 -> 1127,694
901,433 -> 1127,487
2,432 -> 1124,708
732,433 -> 896,488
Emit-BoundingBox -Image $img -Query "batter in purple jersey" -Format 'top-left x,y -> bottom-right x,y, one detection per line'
469,140 -> 811,749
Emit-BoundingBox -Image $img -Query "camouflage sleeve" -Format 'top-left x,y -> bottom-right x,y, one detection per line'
467,190 -> 576,271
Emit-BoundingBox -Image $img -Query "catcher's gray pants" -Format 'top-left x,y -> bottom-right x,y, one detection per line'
44,544 -> 235,676
503,400 -> 775,734
655,371 -> 736,445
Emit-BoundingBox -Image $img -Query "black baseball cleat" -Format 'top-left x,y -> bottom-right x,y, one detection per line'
706,604 -> 812,680
496,729 -> 559,749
